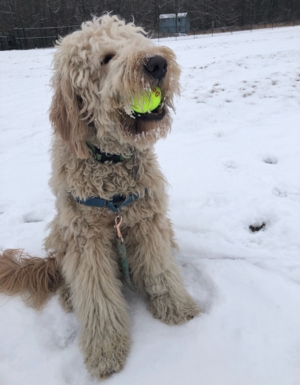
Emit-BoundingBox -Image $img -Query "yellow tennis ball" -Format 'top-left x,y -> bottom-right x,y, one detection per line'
131,87 -> 162,113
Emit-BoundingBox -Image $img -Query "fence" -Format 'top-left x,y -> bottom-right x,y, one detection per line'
0,36 -> 12,50
193,18 -> 300,37
1,25 -> 79,51
1,19 -> 299,51
154,19 -> 300,39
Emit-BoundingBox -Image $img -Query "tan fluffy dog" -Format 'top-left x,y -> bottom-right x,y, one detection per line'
0,15 -> 200,379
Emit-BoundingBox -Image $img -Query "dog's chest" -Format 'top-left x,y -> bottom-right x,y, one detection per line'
66,151 -> 154,200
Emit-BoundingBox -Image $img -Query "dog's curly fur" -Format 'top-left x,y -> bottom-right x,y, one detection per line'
0,15 -> 201,379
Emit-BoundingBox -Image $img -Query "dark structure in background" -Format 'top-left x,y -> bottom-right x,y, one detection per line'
9,26 -> 78,50
0,0 -> 299,50
159,13 -> 190,34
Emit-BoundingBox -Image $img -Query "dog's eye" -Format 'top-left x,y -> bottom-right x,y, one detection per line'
103,54 -> 114,64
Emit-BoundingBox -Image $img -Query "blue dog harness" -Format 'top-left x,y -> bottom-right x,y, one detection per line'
75,193 -> 140,213
75,193 -> 140,292
74,142 -> 141,292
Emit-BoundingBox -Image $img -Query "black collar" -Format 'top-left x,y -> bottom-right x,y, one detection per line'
86,141 -> 125,164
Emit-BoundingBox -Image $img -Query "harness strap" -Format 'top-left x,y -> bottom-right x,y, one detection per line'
86,141 -> 125,164
75,193 -> 140,213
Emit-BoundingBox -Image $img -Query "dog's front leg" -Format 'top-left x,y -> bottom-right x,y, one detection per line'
63,237 -> 130,379
127,216 -> 201,325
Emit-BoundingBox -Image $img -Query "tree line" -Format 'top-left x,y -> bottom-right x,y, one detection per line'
1,0 -> 299,36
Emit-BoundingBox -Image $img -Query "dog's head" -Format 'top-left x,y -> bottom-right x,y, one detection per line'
50,14 -> 181,158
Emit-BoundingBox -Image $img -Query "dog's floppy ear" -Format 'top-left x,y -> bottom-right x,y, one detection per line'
49,77 -> 89,159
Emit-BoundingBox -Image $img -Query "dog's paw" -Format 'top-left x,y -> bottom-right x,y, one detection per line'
84,333 -> 131,379
149,293 -> 201,325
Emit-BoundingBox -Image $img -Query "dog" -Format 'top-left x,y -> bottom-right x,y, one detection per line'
0,14 -> 201,379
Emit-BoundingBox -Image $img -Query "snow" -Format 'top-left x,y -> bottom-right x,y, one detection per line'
1,26 -> 300,385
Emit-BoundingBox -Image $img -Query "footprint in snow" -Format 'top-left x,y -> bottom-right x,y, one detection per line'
263,156 -> 278,165
273,187 -> 287,197
23,213 -> 44,223
222,159 -> 238,171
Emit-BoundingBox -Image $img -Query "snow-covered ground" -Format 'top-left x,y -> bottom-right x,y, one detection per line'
0,26 -> 300,385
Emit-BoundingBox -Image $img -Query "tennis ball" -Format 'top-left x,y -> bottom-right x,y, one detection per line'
131,87 -> 162,114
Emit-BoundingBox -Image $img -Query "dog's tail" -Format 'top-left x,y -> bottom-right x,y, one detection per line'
0,249 -> 62,309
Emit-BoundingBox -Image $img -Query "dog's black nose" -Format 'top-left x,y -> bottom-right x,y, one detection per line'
144,56 -> 168,79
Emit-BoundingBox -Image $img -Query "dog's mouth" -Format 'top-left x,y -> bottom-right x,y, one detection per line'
120,93 -> 171,141
131,104 -> 165,121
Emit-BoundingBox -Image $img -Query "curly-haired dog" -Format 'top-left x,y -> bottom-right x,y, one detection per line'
0,15 -> 200,379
